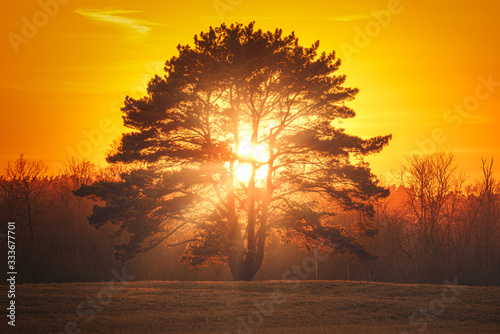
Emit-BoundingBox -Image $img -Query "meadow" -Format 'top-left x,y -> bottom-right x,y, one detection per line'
6,280 -> 500,333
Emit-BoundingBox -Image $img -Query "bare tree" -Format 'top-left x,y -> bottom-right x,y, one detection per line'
462,158 -> 500,284
0,154 -> 49,246
373,186 -> 417,282
65,155 -> 96,188
397,151 -> 465,280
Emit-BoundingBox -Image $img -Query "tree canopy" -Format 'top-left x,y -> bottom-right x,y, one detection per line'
75,22 -> 391,281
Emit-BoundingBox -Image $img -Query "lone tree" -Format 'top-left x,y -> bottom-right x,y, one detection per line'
76,22 -> 391,281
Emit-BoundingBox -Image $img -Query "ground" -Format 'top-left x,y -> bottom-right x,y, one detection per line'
4,280 -> 500,333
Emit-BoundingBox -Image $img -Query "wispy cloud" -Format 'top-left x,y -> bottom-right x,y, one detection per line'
75,8 -> 157,37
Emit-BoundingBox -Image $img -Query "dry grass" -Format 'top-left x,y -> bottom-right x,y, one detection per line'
3,280 -> 499,333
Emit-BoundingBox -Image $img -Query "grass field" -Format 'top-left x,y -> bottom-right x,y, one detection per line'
4,279 -> 500,333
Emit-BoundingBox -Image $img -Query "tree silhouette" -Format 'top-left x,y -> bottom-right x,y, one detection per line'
398,152 -> 465,252
0,154 -> 49,247
76,22 -> 391,281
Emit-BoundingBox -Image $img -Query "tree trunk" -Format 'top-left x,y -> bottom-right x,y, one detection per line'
26,195 -> 35,247
227,160 -> 248,280
228,254 -> 264,281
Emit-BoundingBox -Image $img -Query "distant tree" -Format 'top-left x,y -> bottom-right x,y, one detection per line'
461,158 -> 500,284
0,154 -> 49,246
65,156 -> 97,188
372,186 -> 417,282
398,151 -> 465,279
50,156 -> 97,209
76,22 -> 391,281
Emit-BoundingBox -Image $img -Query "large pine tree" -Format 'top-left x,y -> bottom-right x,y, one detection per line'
76,22 -> 391,281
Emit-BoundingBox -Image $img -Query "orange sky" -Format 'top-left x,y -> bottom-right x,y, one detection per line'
1,0 -> 499,183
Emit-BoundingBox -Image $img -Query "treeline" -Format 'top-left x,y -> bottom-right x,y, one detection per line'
0,152 -> 498,285
367,152 -> 500,286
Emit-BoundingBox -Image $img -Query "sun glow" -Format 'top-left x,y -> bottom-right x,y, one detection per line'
234,137 -> 269,183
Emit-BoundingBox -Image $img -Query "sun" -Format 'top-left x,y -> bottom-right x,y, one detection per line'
234,137 -> 269,183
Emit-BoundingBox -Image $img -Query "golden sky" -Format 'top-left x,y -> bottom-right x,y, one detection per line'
1,0 -> 499,182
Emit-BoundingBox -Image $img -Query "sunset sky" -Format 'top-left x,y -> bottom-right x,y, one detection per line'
1,0 -> 499,183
